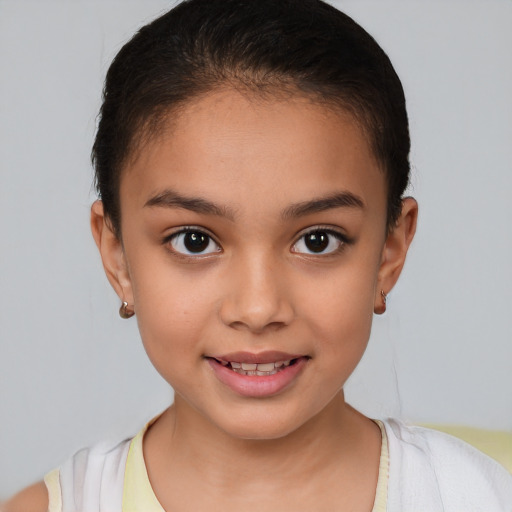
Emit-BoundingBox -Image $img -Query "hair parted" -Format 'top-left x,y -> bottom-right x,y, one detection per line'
92,0 -> 410,237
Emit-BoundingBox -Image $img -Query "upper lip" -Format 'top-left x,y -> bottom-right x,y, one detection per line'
210,351 -> 305,364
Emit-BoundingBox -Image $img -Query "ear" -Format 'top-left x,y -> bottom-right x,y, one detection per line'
374,197 -> 418,313
90,200 -> 134,307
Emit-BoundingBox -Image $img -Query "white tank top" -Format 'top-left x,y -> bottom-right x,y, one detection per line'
45,437 -> 131,512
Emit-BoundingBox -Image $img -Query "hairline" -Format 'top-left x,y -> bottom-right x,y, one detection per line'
120,82 -> 386,181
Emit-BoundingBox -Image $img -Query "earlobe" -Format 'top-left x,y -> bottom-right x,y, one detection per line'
374,197 -> 418,313
90,200 -> 134,307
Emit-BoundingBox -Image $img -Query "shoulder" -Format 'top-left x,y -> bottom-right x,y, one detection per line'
382,419 -> 512,511
1,481 -> 48,512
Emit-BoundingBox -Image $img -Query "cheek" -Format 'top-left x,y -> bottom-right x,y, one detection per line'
313,289 -> 373,357
308,295 -> 373,395
297,255 -> 380,361
129,262 -> 219,374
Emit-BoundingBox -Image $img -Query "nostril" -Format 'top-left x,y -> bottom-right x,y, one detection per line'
227,319 -> 289,334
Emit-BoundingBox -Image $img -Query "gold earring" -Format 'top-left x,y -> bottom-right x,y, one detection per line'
119,301 -> 135,319
374,290 -> 387,315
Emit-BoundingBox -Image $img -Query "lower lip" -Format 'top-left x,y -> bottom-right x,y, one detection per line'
207,357 -> 308,398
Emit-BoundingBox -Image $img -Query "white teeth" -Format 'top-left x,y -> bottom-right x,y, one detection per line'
256,362 -> 275,372
220,360 -> 229,366
226,358 -> 295,376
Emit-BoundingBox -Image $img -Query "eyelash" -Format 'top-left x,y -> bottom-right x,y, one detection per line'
163,225 -> 351,258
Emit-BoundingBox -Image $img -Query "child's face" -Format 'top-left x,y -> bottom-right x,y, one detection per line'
96,89 -> 411,439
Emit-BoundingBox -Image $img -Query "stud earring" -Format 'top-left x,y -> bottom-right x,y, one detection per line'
119,301 -> 135,319
374,290 -> 387,315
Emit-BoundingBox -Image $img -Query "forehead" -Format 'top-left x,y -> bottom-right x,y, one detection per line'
121,89 -> 386,219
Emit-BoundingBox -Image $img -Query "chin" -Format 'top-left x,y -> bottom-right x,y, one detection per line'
211,402 -> 317,441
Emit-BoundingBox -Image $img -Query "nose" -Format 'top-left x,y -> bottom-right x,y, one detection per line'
219,252 -> 294,333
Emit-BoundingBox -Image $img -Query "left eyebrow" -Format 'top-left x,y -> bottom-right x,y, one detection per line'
281,191 -> 365,219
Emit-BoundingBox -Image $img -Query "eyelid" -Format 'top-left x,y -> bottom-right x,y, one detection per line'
164,224 -> 218,239
293,224 -> 350,241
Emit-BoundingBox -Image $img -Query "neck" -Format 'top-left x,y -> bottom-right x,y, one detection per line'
144,390 -> 380,493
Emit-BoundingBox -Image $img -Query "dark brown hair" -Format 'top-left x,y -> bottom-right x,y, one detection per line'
92,0 -> 410,237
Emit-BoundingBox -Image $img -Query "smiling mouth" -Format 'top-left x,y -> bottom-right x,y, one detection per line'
207,354 -> 309,397
215,359 -> 296,376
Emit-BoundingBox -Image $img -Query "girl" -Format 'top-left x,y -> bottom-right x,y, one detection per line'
5,0 -> 512,510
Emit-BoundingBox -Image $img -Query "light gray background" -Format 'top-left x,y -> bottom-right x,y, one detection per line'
1,0 -> 511,499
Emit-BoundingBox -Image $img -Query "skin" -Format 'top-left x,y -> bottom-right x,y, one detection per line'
5,89 -> 417,512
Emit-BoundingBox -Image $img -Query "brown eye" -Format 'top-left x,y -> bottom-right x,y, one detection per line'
304,232 -> 329,253
169,230 -> 221,255
184,232 -> 209,252
292,229 -> 345,255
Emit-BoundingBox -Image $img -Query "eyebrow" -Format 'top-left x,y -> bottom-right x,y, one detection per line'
281,191 -> 365,219
144,188 -> 364,221
144,189 -> 237,220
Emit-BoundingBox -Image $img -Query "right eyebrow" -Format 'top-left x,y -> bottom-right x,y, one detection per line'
144,189 -> 237,221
